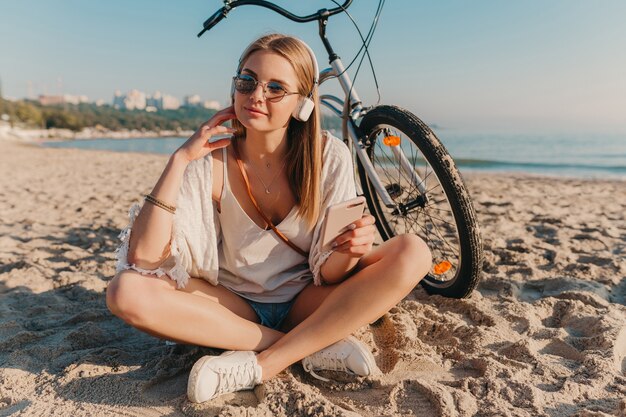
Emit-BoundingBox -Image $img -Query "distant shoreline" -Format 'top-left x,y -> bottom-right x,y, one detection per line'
0,124 -> 194,144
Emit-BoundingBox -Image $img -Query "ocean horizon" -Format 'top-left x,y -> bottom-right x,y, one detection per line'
41,131 -> 626,180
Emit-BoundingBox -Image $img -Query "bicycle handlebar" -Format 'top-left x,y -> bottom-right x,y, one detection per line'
199,8 -> 229,36
198,0 -> 353,37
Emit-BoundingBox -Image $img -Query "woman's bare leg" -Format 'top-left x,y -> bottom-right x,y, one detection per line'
277,283 -> 338,333
106,272 -> 286,351
256,234 -> 432,380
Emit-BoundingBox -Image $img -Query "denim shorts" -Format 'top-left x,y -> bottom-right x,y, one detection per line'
244,298 -> 296,330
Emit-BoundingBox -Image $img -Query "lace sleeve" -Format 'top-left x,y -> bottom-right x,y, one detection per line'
114,201 -> 190,289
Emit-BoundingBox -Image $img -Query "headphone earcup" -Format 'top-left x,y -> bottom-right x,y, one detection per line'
292,96 -> 315,122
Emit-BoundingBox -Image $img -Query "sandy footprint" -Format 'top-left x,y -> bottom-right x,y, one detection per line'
519,277 -> 610,305
390,380 -> 439,416
540,299 -> 625,377
256,373 -> 362,417
392,378 -> 479,417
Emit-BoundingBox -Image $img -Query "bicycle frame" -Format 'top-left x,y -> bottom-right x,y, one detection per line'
319,62 -> 397,208
199,0 -> 428,209
315,18 -> 428,209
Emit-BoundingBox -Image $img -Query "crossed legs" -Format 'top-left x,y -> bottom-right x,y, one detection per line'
106,266 -> 287,352
106,234 -> 432,381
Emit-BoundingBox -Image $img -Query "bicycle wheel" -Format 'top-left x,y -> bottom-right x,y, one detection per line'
356,105 -> 483,298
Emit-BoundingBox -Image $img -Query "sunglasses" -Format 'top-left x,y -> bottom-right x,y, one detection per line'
232,74 -> 299,103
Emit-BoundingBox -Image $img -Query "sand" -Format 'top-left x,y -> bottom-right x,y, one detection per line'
0,138 -> 624,417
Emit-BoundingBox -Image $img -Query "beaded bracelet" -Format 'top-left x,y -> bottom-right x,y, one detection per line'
144,194 -> 176,214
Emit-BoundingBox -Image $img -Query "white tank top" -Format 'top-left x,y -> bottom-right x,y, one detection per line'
216,146 -> 314,302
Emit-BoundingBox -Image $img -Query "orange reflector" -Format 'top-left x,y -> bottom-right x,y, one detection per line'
383,135 -> 401,146
433,260 -> 452,275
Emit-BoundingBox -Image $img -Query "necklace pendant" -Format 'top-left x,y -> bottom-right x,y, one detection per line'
265,188 -> 271,194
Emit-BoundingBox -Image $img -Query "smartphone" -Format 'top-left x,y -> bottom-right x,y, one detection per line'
319,196 -> 366,252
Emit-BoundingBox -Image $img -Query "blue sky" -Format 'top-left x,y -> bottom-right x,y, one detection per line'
1,0 -> 625,133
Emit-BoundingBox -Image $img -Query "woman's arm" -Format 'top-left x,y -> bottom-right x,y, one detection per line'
127,106 -> 237,269
318,214 -> 377,284
319,252 -> 360,285
126,152 -> 189,269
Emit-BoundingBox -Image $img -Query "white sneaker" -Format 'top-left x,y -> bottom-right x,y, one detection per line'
301,336 -> 378,382
187,350 -> 262,403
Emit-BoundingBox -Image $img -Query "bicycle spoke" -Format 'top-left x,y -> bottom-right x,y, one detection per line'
404,201 -> 459,276
424,182 -> 443,196
411,161 -> 434,195
373,132 -> 427,201
407,185 -> 459,256
380,171 -> 457,247
422,213 -> 458,231
413,196 -> 458,260
424,197 -> 449,207
412,218 -> 449,261
421,210 -> 460,258
372,142 -> 402,191
421,205 -> 454,215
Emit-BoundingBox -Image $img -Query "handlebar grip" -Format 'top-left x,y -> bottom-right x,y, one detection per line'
197,8 -> 227,37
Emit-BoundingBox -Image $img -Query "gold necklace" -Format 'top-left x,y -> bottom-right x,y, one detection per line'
242,149 -> 288,194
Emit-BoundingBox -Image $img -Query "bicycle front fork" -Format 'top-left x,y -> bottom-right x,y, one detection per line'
348,120 -> 429,210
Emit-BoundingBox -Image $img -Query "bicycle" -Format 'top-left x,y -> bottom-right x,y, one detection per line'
197,0 -> 484,298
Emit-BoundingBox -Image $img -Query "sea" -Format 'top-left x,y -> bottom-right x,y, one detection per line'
41,130 -> 626,180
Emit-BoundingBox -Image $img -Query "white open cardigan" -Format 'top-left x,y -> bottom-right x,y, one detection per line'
114,132 -> 358,289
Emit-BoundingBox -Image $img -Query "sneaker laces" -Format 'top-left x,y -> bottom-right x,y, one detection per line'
303,354 -> 351,382
214,362 -> 259,395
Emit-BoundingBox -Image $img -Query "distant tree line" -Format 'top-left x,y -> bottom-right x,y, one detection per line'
0,98 -> 342,133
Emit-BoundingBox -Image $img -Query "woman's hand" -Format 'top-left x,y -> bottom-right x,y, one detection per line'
175,106 -> 238,163
331,214 -> 377,258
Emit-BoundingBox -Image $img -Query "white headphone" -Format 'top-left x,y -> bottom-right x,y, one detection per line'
291,40 -> 319,122
232,37 -> 319,122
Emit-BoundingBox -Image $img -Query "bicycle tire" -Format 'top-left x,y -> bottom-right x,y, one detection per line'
356,105 -> 483,298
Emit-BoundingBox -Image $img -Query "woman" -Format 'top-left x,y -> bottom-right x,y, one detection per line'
106,34 -> 432,403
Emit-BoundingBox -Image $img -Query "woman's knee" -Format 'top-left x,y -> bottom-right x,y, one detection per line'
106,270 -> 172,324
388,234 -> 433,283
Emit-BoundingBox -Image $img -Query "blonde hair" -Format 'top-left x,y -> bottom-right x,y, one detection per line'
231,33 -> 323,232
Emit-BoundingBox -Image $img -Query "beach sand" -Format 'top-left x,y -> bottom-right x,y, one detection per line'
0,138 -> 625,416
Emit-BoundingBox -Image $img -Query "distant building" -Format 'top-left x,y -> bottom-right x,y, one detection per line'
111,89 -> 215,111
161,94 -> 180,110
39,94 -> 89,106
124,89 -> 146,110
145,91 -> 161,109
185,95 -> 221,110
184,94 -> 202,107
112,90 -> 125,109
144,91 -> 180,110
63,94 -> 89,105
203,100 -> 221,110
113,89 -> 147,110
39,95 -> 65,106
